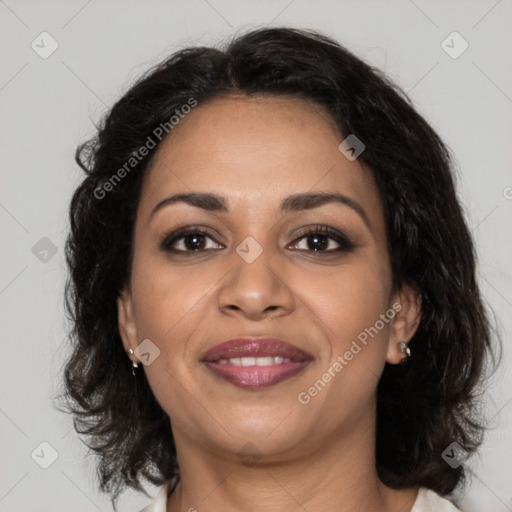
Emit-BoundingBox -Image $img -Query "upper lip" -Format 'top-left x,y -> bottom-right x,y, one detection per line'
201,337 -> 313,362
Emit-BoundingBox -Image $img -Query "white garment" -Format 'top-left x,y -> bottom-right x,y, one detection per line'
139,483 -> 461,512
411,488 -> 461,511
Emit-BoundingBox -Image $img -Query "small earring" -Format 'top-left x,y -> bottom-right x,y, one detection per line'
128,349 -> 139,376
397,341 -> 411,364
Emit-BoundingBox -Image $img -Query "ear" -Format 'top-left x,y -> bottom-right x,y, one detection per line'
386,284 -> 422,365
118,286 -> 140,364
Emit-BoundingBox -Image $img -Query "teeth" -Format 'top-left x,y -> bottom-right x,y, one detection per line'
216,356 -> 292,366
256,357 -> 274,366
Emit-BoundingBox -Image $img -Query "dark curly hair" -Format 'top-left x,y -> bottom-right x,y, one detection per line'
56,27 -> 499,510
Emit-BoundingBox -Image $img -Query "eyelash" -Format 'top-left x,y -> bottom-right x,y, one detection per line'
160,225 -> 355,256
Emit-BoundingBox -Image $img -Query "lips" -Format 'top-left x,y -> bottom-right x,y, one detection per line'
202,338 -> 312,362
201,338 -> 312,390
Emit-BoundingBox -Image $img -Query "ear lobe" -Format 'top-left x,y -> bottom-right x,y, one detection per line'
118,287 -> 138,355
386,285 -> 422,365
386,339 -> 412,365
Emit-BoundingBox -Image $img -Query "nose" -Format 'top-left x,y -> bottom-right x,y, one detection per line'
217,243 -> 295,321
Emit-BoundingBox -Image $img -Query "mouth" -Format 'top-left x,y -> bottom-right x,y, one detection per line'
201,337 -> 313,390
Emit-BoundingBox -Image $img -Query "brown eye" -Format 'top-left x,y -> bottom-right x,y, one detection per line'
161,228 -> 224,253
289,226 -> 354,253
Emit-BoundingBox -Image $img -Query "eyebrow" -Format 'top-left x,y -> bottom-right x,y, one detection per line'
148,191 -> 372,231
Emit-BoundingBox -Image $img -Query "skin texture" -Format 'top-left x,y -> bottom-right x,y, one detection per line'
118,95 -> 422,512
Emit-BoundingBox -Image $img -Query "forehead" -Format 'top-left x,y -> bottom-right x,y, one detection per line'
139,95 -> 382,222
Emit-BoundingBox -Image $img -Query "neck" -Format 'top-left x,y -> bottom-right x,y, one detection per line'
165,409 -> 419,512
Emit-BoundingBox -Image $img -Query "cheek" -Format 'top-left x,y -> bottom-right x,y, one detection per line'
298,265 -> 391,410
302,259 -> 390,350
129,260 -> 212,417
128,258 -> 213,399
131,252 -> 208,336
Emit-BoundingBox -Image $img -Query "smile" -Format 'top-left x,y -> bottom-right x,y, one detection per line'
201,337 -> 312,390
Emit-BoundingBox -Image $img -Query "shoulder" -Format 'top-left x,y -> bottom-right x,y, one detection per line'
411,487 -> 462,512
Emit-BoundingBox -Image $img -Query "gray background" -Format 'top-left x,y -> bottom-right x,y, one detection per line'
1,1 -> 511,511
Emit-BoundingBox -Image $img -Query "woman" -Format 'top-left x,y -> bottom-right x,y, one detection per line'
59,27 -> 496,512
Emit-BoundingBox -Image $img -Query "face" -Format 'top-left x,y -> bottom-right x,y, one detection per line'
118,95 -> 421,463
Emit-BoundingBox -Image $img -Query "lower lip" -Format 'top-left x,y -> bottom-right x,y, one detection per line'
204,361 -> 310,390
